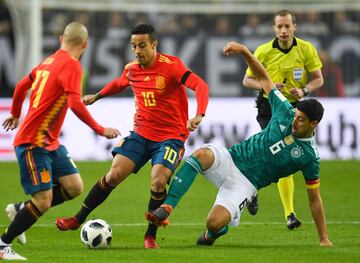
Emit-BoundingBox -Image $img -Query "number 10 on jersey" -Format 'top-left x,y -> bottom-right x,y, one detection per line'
163,146 -> 177,164
141,91 -> 156,107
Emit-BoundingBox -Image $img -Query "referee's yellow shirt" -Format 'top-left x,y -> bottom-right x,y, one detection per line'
246,37 -> 322,103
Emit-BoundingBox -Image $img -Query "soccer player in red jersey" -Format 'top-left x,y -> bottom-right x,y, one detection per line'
1,22 -> 119,260
56,24 -> 209,249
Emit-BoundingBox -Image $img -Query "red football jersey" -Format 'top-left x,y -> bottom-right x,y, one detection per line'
99,53 -> 208,142
11,49 -> 104,151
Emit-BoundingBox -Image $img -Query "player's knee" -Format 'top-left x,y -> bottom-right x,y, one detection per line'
105,154 -> 135,187
150,176 -> 167,192
32,196 -> 52,213
150,164 -> 172,192
105,172 -> 119,187
106,160 -> 133,187
191,148 -> 214,170
66,182 -> 83,198
105,168 -> 127,187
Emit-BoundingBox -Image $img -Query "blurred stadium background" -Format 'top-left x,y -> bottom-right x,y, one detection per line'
1,0 -> 360,161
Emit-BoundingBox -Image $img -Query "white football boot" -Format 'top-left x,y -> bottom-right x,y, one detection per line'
5,204 -> 27,245
0,246 -> 27,260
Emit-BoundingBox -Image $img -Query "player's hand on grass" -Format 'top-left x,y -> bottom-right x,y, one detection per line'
2,115 -> 19,131
320,238 -> 333,247
102,128 -> 120,139
223,42 -> 249,56
187,114 -> 203,131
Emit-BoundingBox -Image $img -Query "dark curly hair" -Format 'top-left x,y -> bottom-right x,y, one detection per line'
296,99 -> 324,123
131,24 -> 157,42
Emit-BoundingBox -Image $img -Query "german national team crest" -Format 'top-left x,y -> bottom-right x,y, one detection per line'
293,68 -> 303,81
291,147 -> 302,158
156,76 -> 166,90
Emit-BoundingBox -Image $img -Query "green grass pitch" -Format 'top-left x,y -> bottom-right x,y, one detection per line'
0,160 -> 359,262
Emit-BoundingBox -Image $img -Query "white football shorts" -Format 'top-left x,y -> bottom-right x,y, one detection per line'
201,144 -> 257,226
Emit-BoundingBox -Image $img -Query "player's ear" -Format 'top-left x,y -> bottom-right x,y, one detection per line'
310,120 -> 318,130
82,39 -> 88,49
59,35 -> 63,44
152,40 -> 158,49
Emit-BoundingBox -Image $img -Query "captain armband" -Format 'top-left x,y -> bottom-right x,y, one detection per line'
181,71 -> 192,85
305,178 -> 320,189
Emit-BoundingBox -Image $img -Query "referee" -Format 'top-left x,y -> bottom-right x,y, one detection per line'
243,9 -> 324,229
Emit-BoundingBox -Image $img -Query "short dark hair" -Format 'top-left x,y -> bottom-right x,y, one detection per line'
297,99 -> 324,123
131,24 -> 157,42
274,9 -> 296,25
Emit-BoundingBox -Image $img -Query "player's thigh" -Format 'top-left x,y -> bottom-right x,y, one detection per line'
151,139 -> 185,173
50,145 -> 82,192
57,173 -> 83,195
15,145 -> 53,195
214,172 -> 257,227
111,131 -> 148,173
106,154 -> 136,186
201,144 -> 234,188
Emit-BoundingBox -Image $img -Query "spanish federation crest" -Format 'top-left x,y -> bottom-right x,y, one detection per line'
291,147 -> 302,158
156,76 -> 166,90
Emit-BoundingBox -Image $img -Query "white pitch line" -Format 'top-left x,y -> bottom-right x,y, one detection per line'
0,221 -> 359,227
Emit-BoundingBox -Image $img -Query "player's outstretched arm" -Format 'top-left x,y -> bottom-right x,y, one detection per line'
223,42 -> 274,95
68,93 -> 120,139
243,74 -> 262,90
307,188 -> 333,247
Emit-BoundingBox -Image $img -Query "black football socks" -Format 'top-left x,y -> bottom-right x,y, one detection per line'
75,176 -> 115,224
1,201 -> 42,244
145,190 -> 167,238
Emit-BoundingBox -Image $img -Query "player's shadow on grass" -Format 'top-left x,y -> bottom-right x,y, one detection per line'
102,243 -> 315,250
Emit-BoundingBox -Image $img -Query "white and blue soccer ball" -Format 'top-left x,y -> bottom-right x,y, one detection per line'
80,219 -> 112,249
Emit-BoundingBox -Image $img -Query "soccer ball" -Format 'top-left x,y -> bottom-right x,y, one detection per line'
80,219 -> 112,249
